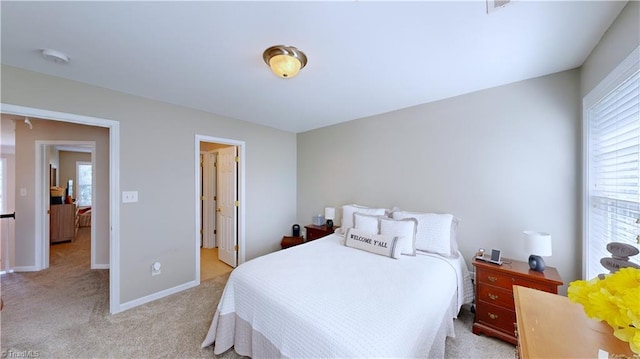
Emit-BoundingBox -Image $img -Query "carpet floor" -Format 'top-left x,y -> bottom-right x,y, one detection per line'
1,228 -> 514,358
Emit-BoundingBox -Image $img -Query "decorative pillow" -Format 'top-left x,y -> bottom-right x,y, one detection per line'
379,217 -> 417,256
340,204 -> 386,232
392,211 -> 459,257
345,228 -> 402,259
354,213 -> 382,234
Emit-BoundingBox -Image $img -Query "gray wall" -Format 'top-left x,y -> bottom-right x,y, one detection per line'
581,1 -> 639,97
2,65 -> 297,304
298,69 -> 581,294
296,1 -> 640,293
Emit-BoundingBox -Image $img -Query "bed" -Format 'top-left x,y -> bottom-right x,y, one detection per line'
201,230 -> 474,358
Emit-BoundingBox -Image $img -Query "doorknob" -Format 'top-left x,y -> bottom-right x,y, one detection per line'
216,208 -> 221,212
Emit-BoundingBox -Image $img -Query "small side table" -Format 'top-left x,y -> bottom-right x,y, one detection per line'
281,236 -> 304,249
304,224 -> 336,241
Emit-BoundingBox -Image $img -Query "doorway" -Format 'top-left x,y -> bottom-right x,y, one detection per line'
1,103 -> 122,314
39,141 -> 97,269
195,135 -> 245,283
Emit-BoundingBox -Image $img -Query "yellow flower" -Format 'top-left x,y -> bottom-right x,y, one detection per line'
614,326 -> 640,354
586,288 -> 631,328
605,267 -> 640,296
569,267 -> 640,354
620,287 -> 640,328
568,277 -> 602,306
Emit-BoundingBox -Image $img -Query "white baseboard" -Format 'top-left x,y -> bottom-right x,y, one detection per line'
92,264 -> 109,269
116,280 -> 199,313
11,266 -> 42,272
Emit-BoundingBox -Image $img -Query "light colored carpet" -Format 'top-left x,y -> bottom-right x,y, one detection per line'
1,227 -> 514,358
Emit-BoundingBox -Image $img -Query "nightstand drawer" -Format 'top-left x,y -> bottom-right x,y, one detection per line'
476,301 -> 516,335
477,284 -> 514,310
476,268 -> 515,291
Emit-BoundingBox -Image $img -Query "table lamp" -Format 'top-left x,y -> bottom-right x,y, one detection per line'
523,231 -> 552,272
325,207 -> 335,228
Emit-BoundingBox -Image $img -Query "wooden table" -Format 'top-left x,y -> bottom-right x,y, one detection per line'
513,285 -> 634,358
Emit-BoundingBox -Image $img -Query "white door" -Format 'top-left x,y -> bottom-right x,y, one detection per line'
202,151 -> 216,248
217,146 -> 237,267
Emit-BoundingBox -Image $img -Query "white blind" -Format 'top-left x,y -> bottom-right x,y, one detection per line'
77,162 -> 92,207
586,65 -> 640,280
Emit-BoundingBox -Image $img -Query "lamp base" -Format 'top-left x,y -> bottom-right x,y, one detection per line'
528,255 -> 546,272
326,219 -> 333,228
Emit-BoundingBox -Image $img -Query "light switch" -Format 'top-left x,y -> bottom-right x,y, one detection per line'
19,188 -> 27,197
122,191 -> 138,203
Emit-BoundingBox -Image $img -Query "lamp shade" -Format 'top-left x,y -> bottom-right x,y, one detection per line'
523,231 -> 552,256
324,207 -> 335,220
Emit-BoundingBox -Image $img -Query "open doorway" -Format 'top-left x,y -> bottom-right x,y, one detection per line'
196,135 -> 245,283
1,103 -> 122,314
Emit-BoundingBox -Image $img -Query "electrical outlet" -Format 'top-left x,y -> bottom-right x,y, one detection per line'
151,261 -> 161,276
122,191 -> 138,203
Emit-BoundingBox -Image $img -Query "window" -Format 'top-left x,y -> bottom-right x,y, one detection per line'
584,48 -> 640,280
76,161 -> 92,207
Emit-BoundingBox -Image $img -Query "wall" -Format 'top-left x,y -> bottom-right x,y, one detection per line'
2,65 -> 297,305
59,150 -> 92,197
581,1 -> 639,97
14,119 -> 110,267
298,70 -> 580,294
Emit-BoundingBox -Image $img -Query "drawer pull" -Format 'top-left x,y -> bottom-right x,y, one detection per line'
488,293 -> 499,300
488,312 -> 498,320
488,276 -> 498,282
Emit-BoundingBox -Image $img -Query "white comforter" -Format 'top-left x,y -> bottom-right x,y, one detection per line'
202,233 -> 473,358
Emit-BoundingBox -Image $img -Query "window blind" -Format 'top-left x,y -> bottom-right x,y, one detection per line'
586,67 -> 640,280
77,162 -> 92,207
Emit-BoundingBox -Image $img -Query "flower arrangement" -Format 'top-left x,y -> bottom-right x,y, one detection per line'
568,267 -> 640,354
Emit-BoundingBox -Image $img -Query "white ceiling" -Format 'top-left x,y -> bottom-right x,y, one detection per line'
0,1 -> 628,133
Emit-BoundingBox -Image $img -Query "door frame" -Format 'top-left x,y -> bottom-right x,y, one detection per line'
36,141 -> 97,269
195,135 -> 245,282
0,103 -> 122,314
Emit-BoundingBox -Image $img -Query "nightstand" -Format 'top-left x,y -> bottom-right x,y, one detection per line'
304,224 -> 335,241
281,236 -> 304,249
472,257 -> 562,345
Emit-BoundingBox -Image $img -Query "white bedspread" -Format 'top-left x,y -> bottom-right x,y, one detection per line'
202,233 -> 473,358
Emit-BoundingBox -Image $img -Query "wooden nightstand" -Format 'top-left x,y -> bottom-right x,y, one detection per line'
281,236 -> 304,249
304,224 -> 335,241
472,257 -> 563,345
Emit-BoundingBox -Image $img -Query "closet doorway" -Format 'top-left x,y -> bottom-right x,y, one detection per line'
197,136 -> 244,281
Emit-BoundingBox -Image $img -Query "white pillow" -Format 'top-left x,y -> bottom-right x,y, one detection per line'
345,228 -> 402,259
354,213 -> 382,234
379,217 -> 417,256
340,204 -> 386,232
392,211 -> 459,257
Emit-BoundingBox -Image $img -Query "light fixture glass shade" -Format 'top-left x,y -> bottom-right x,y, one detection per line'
263,45 -> 307,79
269,54 -> 301,78
523,231 -> 552,256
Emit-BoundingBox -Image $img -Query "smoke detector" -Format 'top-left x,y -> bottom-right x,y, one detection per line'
40,49 -> 70,64
486,0 -> 511,14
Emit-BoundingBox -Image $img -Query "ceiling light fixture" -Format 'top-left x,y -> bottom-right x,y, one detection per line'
263,45 -> 307,79
40,48 -> 70,64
